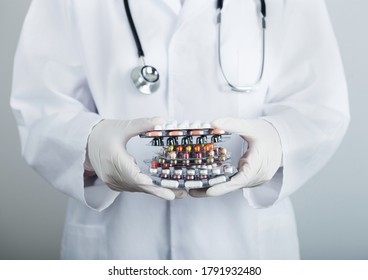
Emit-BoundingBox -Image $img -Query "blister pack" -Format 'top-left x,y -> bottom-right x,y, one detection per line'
139,122 -> 237,189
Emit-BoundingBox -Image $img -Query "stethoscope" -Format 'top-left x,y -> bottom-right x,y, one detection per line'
123,0 -> 266,95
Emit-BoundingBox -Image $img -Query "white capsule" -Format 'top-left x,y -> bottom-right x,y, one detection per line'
162,169 -> 170,175
201,122 -> 211,128
154,125 -> 163,130
184,180 -> 203,189
224,165 -> 234,174
161,179 -> 179,188
165,124 -> 174,130
212,167 -> 221,175
187,169 -> 196,176
190,121 -> 201,129
174,169 -> 183,175
178,120 -> 190,129
150,167 -> 158,174
200,169 -> 208,175
209,175 -> 227,186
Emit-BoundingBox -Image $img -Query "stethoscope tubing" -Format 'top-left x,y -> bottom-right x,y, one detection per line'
123,0 -> 144,58
216,4 -> 266,93
124,0 -> 267,94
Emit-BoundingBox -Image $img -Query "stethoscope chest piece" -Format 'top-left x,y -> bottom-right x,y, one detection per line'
131,65 -> 160,95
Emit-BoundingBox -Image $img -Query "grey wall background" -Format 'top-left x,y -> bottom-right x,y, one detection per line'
0,0 -> 367,260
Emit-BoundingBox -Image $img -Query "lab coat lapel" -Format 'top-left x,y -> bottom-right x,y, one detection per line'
160,0 -> 182,15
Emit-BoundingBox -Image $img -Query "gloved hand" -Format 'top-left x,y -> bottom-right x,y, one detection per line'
87,118 -> 186,200
189,118 -> 282,198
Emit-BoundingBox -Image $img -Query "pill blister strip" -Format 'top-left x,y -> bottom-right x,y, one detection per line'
140,127 -> 237,189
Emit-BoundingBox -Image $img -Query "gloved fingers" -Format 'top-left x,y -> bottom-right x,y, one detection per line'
238,143 -> 278,186
138,184 -> 176,200
188,188 -> 209,198
107,180 -> 176,201
211,117 -> 257,137
171,188 -> 188,199
113,151 -> 151,186
133,171 -> 156,186
113,151 -> 185,200
206,171 -> 250,196
106,182 -> 137,192
124,117 -> 166,139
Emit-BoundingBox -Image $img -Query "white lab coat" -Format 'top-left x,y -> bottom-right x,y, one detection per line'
11,0 -> 349,259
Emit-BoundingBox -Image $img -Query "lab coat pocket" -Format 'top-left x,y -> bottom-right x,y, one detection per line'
60,224 -> 107,260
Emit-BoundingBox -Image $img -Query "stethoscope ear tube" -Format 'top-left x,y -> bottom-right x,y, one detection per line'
216,0 -> 266,93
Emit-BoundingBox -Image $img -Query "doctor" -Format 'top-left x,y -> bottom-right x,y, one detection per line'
11,0 -> 349,259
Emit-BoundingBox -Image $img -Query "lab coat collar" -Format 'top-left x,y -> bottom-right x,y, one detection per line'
160,0 -> 182,15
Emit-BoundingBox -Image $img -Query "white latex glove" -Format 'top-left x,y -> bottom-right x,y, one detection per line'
189,118 -> 282,198
87,118 -> 185,200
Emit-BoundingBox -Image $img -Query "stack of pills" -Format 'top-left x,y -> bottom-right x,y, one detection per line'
140,121 -> 236,189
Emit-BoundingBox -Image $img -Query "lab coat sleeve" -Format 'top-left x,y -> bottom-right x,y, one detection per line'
10,0 -> 120,211
243,0 -> 350,208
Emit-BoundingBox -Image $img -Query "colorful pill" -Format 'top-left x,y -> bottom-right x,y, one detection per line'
145,130 -> 163,137
168,130 -> 184,136
196,136 -> 207,144
151,137 -> 161,146
189,129 -> 205,135
207,150 -> 215,157
167,137 -> 175,146
218,155 -> 226,161
211,135 -> 222,143
210,128 -> 226,135
151,161 -> 161,167
186,175 -> 195,180
181,136 -> 193,145
169,151 -> 177,159
219,147 -> 227,155
194,145 -> 201,152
